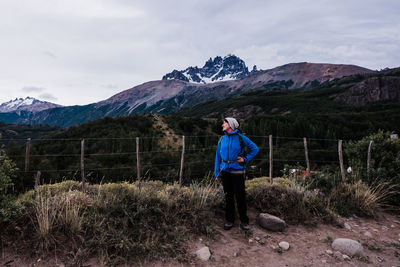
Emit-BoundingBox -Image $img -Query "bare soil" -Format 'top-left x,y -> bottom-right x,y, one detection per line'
2,210 -> 400,266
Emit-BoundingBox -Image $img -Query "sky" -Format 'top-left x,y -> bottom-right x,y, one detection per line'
1,0 -> 399,106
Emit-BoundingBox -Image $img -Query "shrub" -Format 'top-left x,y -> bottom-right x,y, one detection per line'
14,180 -> 222,265
345,131 -> 400,205
328,180 -> 396,217
246,177 -> 334,224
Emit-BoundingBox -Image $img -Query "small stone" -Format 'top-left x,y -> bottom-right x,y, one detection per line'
343,254 -> 351,261
333,251 -> 342,260
372,228 -> 379,232
233,252 -> 239,257
332,238 -> 363,256
326,249 -> 333,255
248,238 -> 254,244
255,237 -> 261,242
199,238 -> 203,242
382,226 -> 389,231
344,223 -> 351,230
196,246 -> 211,261
391,224 -> 395,228
270,245 -> 277,250
354,224 -> 359,227
279,241 -> 290,251
260,240 -> 266,245
364,231 -> 373,238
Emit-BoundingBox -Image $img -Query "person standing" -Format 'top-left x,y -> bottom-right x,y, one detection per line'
215,117 -> 259,230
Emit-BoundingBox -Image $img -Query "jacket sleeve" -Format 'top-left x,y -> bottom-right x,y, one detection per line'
214,140 -> 222,178
242,135 -> 259,163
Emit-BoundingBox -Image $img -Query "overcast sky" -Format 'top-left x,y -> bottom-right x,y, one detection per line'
1,0 -> 399,106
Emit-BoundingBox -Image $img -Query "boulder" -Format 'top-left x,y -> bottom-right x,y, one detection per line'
332,238 -> 363,256
195,246 -> 211,261
257,213 -> 286,232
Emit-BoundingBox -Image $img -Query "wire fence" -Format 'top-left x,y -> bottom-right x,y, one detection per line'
3,134 -> 356,190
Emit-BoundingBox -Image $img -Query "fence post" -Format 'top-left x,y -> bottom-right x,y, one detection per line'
179,135 -> 185,187
25,138 -> 31,172
136,137 -> 141,183
81,139 -> 85,190
303,137 -> 310,178
367,140 -> 373,174
269,135 -> 273,183
33,171 -> 41,200
338,140 -> 346,182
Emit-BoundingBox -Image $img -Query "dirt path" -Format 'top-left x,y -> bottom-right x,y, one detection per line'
186,210 -> 400,267
2,211 -> 400,266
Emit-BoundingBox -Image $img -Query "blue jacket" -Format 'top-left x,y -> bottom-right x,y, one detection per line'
214,130 -> 259,178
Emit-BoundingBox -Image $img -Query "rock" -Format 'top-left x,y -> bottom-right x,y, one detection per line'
196,246 -> 211,261
344,223 -> 351,230
255,237 -> 261,242
257,213 -> 286,232
333,251 -> 342,260
233,252 -> 239,257
248,238 -> 254,244
279,241 -> 290,251
343,254 -> 351,261
332,238 -> 363,256
326,249 -> 333,255
363,231 -> 373,238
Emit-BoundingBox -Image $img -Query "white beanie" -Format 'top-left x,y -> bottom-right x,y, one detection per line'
224,117 -> 239,131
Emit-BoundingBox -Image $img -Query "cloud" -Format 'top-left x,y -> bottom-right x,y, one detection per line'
38,93 -> 58,102
22,86 -> 45,93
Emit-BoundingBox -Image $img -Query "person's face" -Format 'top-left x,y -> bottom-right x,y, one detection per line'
222,120 -> 231,132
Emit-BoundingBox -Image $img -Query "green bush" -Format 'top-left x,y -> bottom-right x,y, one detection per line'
0,149 -> 20,232
345,131 -> 400,205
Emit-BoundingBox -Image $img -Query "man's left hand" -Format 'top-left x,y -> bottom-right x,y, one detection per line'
237,156 -> 244,163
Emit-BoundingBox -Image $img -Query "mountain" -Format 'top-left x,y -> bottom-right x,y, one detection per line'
162,55 -> 253,84
0,97 -> 62,113
0,59 -> 377,128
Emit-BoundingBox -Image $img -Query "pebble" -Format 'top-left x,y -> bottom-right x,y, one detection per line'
344,223 -> 351,230
279,241 -> 290,251
233,252 -> 239,257
255,237 -> 261,242
326,249 -> 333,255
382,226 -> 389,231
372,228 -> 379,232
195,246 -> 211,261
364,231 -> 373,238
391,224 -> 395,228
248,238 -> 254,244
333,251 -> 342,260
343,254 -> 351,261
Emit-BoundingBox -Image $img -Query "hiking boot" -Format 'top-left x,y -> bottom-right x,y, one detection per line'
224,222 -> 234,230
240,223 -> 250,231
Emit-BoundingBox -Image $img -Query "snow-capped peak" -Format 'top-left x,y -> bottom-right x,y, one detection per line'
162,54 -> 252,84
0,96 -> 62,113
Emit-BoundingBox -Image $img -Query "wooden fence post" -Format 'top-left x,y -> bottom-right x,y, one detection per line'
269,135 -> 273,183
81,139 -> 85,190
367,140 -> 374,173
25,138 -> 31,172
33,171 -> 41,200
179,135 -> 185,187
136,137 -> 141,183
303,137 -> 310,178
338,140 -> 346,182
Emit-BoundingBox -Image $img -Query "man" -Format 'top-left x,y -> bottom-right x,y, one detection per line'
215,117 -> 259,230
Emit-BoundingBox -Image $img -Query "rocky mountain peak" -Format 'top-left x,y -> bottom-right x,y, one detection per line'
162,54 -> 250,84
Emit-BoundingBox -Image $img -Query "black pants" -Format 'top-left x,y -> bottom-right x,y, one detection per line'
221,171 -> 249,224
